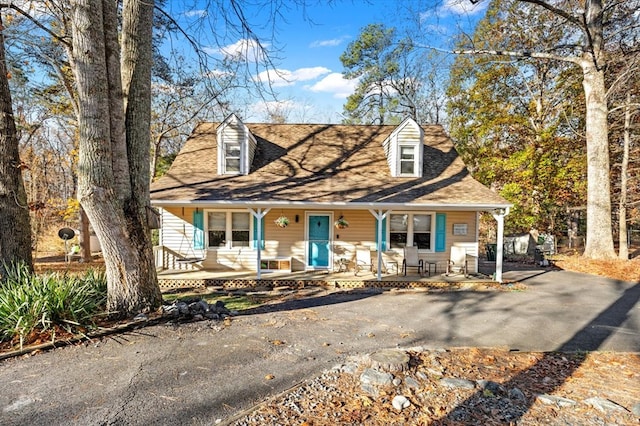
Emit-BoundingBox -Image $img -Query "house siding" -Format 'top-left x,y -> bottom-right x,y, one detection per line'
156,208 -> 479,274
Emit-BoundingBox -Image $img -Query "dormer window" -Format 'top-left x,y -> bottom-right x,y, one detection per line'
216,114 -> 257,175
224,142 -> 241,173
399,145 -> 416,175
382,117 -> 424,177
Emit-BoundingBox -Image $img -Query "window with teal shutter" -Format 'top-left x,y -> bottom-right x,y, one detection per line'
435,213 -> 446,252
252,216 -> 265,249
193,210 -> 204,250
374,217 -> 387,251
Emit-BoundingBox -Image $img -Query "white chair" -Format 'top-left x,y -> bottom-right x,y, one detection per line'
354,246 -> 372,276
402,246 -> 424,276
446,246 -> 468,277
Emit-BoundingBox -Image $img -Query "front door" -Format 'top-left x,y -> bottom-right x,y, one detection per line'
307,214 -> 331,269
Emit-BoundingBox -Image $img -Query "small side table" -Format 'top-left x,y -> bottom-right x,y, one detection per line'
335,258 -> 349,273
425,261 -> 437,277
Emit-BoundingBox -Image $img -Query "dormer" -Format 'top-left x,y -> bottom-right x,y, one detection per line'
216,114 -> 257,175
382,117 -> 424,177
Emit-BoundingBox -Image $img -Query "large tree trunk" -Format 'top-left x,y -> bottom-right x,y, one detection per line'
581,62 -> 616,259
119,0 -> 161,310
0,16 -> 32,277
71,0 -> 161,316
618,93 -> 631,260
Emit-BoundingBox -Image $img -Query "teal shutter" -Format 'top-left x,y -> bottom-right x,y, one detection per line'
252,216 -> 265,249
374,216 -> 387,251
193,209 -> 204,250
435,213 -> 446,252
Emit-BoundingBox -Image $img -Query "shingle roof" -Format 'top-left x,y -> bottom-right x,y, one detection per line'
150,122 -> 509,208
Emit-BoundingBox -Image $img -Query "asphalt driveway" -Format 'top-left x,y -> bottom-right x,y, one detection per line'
1,269 -> 638,425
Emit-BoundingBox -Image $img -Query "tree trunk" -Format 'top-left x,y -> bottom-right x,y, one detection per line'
618,93 -> 631,260
0,15 -> 32,277
119,0 -> 162,310
580,63 -> 616,259
71,0 -> 161,316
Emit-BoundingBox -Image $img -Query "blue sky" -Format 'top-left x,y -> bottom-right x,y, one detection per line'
172,0 -> 488,123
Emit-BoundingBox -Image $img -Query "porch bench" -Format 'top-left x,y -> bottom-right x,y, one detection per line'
260,257 -> 292,272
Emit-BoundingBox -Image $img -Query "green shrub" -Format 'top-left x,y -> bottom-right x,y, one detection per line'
0,263 -> 107,349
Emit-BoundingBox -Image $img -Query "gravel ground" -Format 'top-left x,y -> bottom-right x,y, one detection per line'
232,348 -> 640,426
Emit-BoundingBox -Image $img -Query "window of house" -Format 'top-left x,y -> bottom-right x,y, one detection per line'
207,211 -> 250,248
389,213 -> 433,249
399,145 -> 415,175
224,142 -> 241,173
412,214 -> 432,250
231,212 -> 250,247
207,212 -> 226,248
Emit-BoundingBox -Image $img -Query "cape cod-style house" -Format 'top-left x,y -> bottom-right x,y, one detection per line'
150,114 -> 511,281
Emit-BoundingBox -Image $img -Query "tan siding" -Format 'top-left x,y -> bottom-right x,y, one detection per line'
158,208 -> 481,274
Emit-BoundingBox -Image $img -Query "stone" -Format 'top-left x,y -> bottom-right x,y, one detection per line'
509,387 -> 526,401
631,402 -> 640,417
392,378 -> 402,386
536,394 -> 577,407
133,313 -> 147,321
584,397 -> 629,413
369,349 -> 410,372
404,377 -> 420,389
392,395 -> 411,410
360,368 -> 393,387
477,380 -> 507,396
439,378 -> 476,390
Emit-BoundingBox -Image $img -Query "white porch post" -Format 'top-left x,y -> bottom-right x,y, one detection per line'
491,208 -> 510,283
249,208 -> 270,279
369,209 -> 389,281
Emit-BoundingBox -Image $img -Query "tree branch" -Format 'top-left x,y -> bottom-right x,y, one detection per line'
0,3 -> 70,47
452,48 -> 582,66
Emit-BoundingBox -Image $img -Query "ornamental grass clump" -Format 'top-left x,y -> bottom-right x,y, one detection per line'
0,263 -> 107,349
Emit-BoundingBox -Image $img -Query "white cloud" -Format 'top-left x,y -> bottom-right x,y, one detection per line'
216,39 -> 269,62
439,0 -> 487,16
309,36 -> 350,48
255,67 -> 331,87
184,9 -> 207,18
421,0 -> 487,20
307,73 -> 358,99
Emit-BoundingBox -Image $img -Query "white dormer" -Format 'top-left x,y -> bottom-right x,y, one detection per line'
216,114 -> 257,175
382,117 -> 424,177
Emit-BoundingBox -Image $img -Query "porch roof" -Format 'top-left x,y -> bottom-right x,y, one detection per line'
150,122 -> 510,211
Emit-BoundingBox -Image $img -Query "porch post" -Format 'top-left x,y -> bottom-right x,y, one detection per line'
369,209 -> 389,281
491,208 -> 510,283
249,208 -> 270,279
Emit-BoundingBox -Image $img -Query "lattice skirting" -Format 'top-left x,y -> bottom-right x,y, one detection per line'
158,278 -> 493,291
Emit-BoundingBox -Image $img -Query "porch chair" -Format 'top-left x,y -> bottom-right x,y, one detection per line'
354,246 -> 373,276
402,246 -> 424,276
446,246 -> 468,277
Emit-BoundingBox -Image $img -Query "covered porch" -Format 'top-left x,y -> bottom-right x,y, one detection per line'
156,260 -> 501,291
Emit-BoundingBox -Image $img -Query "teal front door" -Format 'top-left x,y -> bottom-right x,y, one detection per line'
307,215 -> 330,268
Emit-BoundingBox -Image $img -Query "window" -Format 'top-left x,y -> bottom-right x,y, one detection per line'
231,212 -> 250,247
399,145 -> 415,175
389,213 -> 433,250
412,214 -> 432,250
390,214 -> 408,248
207,211 -> 251,248
207,212 -> 226,248
224,142 -> 241,173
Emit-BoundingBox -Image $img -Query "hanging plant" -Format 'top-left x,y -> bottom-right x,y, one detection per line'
274,215 -> 290,228
335,216 -> 349,229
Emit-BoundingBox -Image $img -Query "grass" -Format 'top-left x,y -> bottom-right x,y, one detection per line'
163,291 -> 281,311
0,263 -> 107,349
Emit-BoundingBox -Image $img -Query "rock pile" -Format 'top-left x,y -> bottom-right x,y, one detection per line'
161,299 -> 234,321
